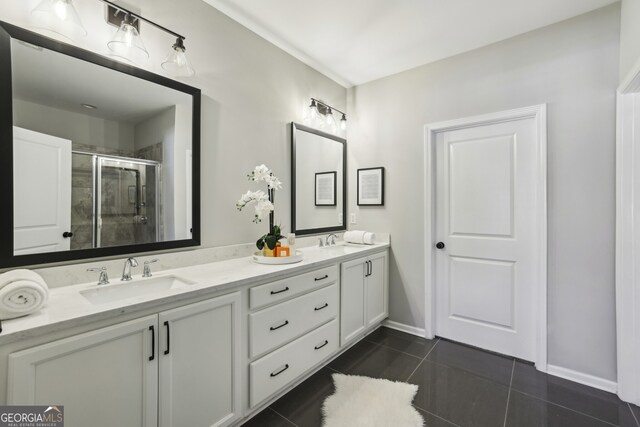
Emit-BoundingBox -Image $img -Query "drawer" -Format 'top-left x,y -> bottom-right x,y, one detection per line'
250,265 -> 338,310
250,319 -> 339,407
249,283 -> 338,358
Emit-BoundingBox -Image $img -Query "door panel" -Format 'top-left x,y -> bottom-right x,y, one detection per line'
435,117 -> 538,361
8,315 -> 158,427
366,252 -> 388,327
340,258 -> 366,346
158,292 -> 241,427
13,126 -> 71,255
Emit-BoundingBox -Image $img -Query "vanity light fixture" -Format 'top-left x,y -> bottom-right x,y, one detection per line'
100,0 -> 196,76
308,98 -> 347,133
31,0 -> 87,41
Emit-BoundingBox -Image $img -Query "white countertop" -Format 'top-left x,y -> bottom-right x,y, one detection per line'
0,242 -> 389,344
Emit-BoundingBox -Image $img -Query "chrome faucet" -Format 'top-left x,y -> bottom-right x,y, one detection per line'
87,267 -> 109,285
121,257 -> 139,281
326,233 -> 338,246
143,258 -> 159,277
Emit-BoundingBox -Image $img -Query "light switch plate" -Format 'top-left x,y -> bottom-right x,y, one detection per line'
350,213 -> 357,224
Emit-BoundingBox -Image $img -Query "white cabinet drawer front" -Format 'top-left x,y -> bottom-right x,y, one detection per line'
250,319 -> 339,407
250,265 -> 338,310
250,283 -> 338,358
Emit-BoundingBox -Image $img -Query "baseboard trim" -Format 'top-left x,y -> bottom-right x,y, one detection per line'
546,364 -> 617,394
382,320 -> 426,338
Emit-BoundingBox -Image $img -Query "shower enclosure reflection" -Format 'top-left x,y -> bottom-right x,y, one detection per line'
71,153 -> 160,250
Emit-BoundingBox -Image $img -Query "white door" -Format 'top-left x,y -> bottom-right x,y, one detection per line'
8,315 -> 158,427
13,126 -> 72,255
434,112 -> 543,361
366,252 -> 388,327
158,292 -> 241,427
340,258 -> 366,346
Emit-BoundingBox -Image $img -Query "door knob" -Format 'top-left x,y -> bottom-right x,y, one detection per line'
436,242 -> 445,249
63,231 -> 74,238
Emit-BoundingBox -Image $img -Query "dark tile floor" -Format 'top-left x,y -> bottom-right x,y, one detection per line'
242,327 -> 640,427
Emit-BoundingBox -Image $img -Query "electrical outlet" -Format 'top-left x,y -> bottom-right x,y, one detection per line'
338,213 -> 343,225
350,213 -> 357,224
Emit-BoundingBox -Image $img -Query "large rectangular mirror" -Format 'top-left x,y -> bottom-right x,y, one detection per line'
291,123 -> 346,235
0,21 -> 201,267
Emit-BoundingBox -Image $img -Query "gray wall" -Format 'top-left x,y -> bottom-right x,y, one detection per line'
620,0 -> 640,82
1,0 -> 346,247
347,5 -> 620,380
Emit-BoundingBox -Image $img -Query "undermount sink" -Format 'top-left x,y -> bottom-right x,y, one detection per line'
80,275 -> 195,305
320,243 -> 362,254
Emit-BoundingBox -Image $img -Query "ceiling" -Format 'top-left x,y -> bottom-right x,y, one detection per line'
203,0 -> 619,87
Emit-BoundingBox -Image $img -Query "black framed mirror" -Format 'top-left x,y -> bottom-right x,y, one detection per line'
0,21 -> 201,268
291,122 -> 346,236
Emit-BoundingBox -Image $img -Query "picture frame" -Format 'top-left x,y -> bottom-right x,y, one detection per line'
315,171 -> 337,206
357,167 -> 385,206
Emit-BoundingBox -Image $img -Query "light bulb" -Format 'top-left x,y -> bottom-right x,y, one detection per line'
340,114 -> 347,131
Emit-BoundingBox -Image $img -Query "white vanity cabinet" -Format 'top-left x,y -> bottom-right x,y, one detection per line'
340,250 -> 389,346
7,292 -> 242,427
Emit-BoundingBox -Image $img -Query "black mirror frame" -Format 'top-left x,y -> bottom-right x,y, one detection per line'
291,122 -> 347,236
0,21 -> 201,268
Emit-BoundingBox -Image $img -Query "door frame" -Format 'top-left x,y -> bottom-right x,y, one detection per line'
423,104 -> 548,371
615,64 -> 640,405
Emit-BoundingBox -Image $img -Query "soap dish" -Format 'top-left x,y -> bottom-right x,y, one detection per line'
253,250 -> 303,265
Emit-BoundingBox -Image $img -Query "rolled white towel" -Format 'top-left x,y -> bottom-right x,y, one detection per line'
0,269 -> 49,320
344,230 -> 376,245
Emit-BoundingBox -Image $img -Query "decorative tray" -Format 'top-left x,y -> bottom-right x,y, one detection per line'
252,250 -> 303,265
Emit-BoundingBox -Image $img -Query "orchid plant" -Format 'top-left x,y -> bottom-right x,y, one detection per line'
236,164 -> 284,250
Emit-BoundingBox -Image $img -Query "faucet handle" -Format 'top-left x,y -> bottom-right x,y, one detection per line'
87,267 -> 109,285
143,258 -> 159,277
318,237 -> 325,247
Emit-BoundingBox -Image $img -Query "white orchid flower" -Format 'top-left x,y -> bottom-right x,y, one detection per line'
265,175 -> 283,190
251,164 -> 271,182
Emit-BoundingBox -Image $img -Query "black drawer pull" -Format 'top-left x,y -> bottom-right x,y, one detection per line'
314,275 -> 329,281
270,364 -> 289,377
314,340 -> 329,350
163,321 -> 170,355
314,303 -> 329,311
270,320 -> 289,331
270,286 -> 290,295
149,325 -> 155,361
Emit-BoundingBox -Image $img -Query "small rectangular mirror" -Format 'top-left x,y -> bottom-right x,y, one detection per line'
291,123 -> 346,235
0,22 -> 201,267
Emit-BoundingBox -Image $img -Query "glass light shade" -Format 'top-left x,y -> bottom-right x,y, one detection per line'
162,39 -> 195,77
340,114 -> 347,131
309,100 -> 318,120
325,109 -> 337,134
107,16 -> 149,64
31,0 -> 87,41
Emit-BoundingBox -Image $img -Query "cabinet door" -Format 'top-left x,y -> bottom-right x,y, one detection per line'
158,292 -> 241,427
366,251 -> 389,327
340,257 -> 366,346
8,315 -> 158,427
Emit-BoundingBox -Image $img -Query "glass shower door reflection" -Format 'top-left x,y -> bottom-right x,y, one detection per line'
96,157 -> 159,248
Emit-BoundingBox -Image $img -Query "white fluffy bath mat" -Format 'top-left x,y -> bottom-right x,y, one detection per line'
322,374 -> 424,427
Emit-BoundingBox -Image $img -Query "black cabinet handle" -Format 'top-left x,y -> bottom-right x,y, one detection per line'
270,320 -> 289,331
436,242 -> 445,249
149,325 -> 155,361
270,287 -> 289,295
369,260 -> 373,276
163,321 -> 170,355
314,340 -> 329,350
314,275 -> 329,281
270,364 -> 289,377
62,231 -> 73,238
314,303 -> 329,311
